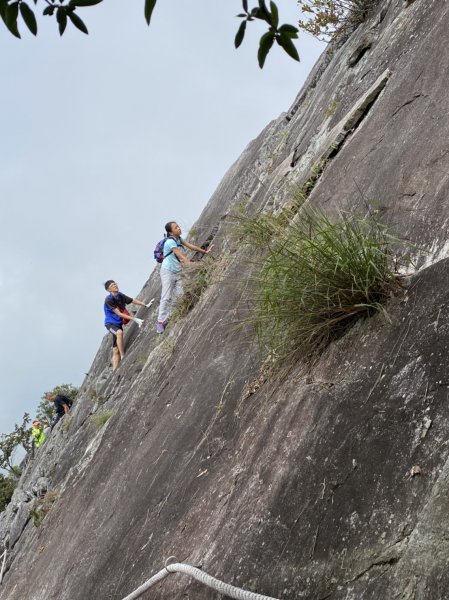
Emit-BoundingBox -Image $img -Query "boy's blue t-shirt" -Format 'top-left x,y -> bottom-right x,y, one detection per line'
104,292 -> 133,327
162,237 -> 185,273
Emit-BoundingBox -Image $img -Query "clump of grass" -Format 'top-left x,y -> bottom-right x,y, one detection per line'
232,162 -> 326,233
91,412 -> 113,428
30,490 -> 59,527
88,388 -> 106,406
239,206 -> 405,362
30,508 -> 42,527
188,226 -> 198,240
62,415 -> 72,433
171,256 -> 217,321
291,161 -> 328,210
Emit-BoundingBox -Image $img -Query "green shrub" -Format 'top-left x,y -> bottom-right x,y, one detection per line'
0,413 -> 32,475
62,415 -> 72,433
29,508 -> 42,527
29,490 -> 59,526
91,412 -> 113,428
0,474 -> 16,512
239,206 -> 405,362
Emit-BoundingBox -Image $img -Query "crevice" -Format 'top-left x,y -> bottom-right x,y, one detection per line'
286,23 -> 357,123
391,93 -> 424,118
347,37 -> 374,68
347,536 -> 411,584
290,69 -> 391,208
349,554 -> 400,583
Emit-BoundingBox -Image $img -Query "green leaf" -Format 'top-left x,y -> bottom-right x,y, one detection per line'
144,0 -> 157,25
276,32 -> 300,62
0,0 -> 8,23
68,10 -> 88,33
257,30 -> 275,68
43,5 -> 55,16
242,0 -> 248,12
234,19 -> 246,48
257,0 -> 270,23
68,0 -> 103,6
278,23 -> 298,38
5,2 -> 20,38
269,1 -> 278,28
20,2 -> 37,35
56,6 -> 67,35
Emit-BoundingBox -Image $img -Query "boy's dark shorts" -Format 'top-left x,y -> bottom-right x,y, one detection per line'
106,324 -> 123,347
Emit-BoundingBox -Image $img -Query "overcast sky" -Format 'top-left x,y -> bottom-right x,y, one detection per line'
0,1 -> 323,437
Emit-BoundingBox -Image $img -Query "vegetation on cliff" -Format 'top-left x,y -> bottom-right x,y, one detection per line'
0,414 -> 32,511
237,203 -> 406,362
0,383 -> 79,512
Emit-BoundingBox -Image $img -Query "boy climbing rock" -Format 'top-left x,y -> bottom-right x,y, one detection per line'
104,280 -> 152,370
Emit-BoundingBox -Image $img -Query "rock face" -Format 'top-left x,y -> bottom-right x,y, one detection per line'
2,1 -> 449,598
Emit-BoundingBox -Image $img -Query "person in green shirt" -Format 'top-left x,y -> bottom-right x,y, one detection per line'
31,420 -> 46,449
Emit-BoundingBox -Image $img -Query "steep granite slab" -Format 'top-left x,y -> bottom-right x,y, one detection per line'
2,1 -> 449,599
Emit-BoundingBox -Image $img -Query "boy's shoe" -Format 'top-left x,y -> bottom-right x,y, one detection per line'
156,322 -> 165,334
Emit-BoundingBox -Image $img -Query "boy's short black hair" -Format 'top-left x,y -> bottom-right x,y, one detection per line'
104,280 -> 115,290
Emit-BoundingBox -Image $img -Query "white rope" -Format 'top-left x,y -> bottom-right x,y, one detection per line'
120,562 -> 282,600
0,547 -> 7,585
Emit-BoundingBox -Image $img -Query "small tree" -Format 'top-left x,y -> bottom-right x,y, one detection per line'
36,384 -> 79,423
0,414 -> 32,512
0,413 -> 32,476
0,473 -> 16,512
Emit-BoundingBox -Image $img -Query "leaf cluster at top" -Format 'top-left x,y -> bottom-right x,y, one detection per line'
0,0 -> 378,67
0,0 -> 102,38
235,0 -> 300,68
0,0 -> 301,68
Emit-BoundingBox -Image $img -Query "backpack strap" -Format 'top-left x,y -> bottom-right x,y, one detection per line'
164,236 -> 183,261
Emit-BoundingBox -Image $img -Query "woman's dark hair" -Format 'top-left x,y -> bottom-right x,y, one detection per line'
165,221 -> 176,234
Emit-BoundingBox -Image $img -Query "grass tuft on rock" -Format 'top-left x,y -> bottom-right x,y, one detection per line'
238,206 -> 405,362
91,412 -> 113,428
171,256 -> 218,321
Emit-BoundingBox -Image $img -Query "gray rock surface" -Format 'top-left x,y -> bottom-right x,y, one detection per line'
2,1 -> 449,598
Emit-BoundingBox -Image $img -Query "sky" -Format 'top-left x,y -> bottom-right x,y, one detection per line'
0,1 -> 324,436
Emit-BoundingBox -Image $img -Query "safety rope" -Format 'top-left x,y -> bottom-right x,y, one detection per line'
120,562 -> 282,600
0,547 -> 7,585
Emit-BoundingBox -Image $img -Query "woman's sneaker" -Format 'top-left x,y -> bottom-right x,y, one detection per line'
156,322 -> 165,334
